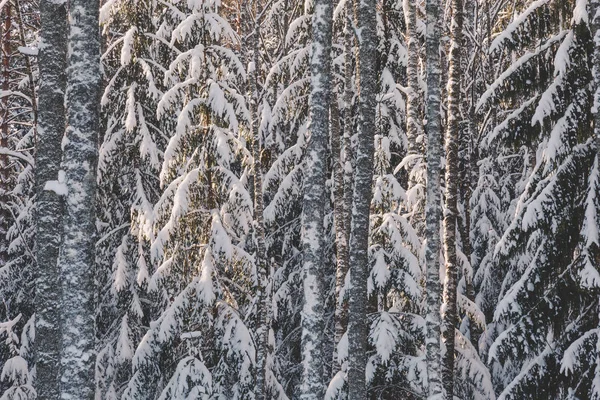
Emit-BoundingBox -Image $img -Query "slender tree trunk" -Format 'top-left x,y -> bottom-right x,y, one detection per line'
461,0 -> 480,351
35,0 -> 68,396
441,0 -> 463,397
332,0 -> 354,370
347,0 -> 376,396
0,0 -> 11,267
58,0 -> 100,397
424,0 -> 443,397
342,11 -> 354,257
592,0 -> 600,172
330,93 -> 348,363
404,0 -> 422,162
300,0 -> 332,397
14,0 -> 37,129
248,4 -> 270,398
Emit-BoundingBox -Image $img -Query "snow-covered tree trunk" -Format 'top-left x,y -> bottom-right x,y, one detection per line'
424,0 -> 443,397
347,0 -> 376,396
441,0 -> 463,397
404,0 -> 422,161
57,0 -> 100,397
300,0 -> 332,397
248,7 -> 270,399
35,0 -> 68,396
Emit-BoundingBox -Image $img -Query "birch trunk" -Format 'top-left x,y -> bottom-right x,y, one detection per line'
441,0 -> 463,397
299,0 -> 332,397
58,0 -> 100,397
404,0 -> 422,159
35,0 -> 68,396
424,0 -> 443,397
347,0 -> 376,396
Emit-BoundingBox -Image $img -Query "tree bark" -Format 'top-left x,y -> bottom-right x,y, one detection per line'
299,0 -> 332,397
35,0 -> 68,396
248,3 -> 270,398
441,0 -> 463,397
331,91 -> 348,364
57,0 -> 101,397
424,0 -> 443,397
404,0 -> 423,160
347,0 -> 376,396
0,0 -> 11,267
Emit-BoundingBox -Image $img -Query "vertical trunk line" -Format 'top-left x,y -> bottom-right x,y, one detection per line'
441,0 -> 463,397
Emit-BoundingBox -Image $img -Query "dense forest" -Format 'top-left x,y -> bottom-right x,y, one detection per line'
0,0 -> 599,398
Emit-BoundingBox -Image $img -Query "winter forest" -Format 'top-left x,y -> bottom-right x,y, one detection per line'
1,0 -> 600,398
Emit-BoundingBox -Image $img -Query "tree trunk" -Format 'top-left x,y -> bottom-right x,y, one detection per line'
35,0 -> 68,396
592,0 -> 600,166
331,91 -> 348,365
58,0 -> 101,397
300,0 -> 332,397
347,0 -> 376,396
0,0 -> 11,268
424,0 -> 443,397
441,0 -> 463,397
404,0 -> 423,161
248,4 -> 270,398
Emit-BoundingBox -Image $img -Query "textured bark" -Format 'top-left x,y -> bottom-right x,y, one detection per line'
347,0 -> 376,396
332,0 -> 354,369
299,0 -> 332,397
342,0 -> 354,252
460,0 -> 480,351
441,0 -> 463,397
35,0 -> 68,397
57,0 -> 100,397
14,0 -> 37,128
404,0 -> 422,159
424,0 -> 443,397
331,94 -> 348,365
593,0 -> 600,155
0,0 -> 11,266
248,6 -> 270,399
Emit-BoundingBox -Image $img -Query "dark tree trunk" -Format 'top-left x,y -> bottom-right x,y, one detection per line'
347,0 -> 376,396
441,0 -> 463,397
34,0 -> 68,396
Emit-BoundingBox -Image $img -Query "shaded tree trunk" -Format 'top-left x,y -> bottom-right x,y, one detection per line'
347,0 -> 376,396
299,0 -> 332,397
57,0 -> 101,397
330,93 -> 348,366
0,0 -> 11,268
34,0 -> 68,396
424,0 -> 443,397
